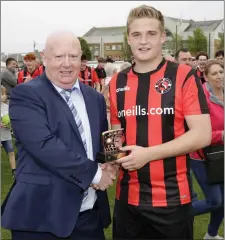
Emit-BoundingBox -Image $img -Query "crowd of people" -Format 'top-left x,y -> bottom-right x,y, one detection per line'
0,4 -> 224,240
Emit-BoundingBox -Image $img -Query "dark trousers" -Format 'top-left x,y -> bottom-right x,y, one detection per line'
191,159 -> 224,236
11,205 -> 105,240
113,200 -> 193,240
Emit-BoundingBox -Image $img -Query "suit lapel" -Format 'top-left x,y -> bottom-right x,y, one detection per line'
80,83 -> 97,155
41,73 -> 83,145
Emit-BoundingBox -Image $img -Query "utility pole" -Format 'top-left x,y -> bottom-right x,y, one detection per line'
33,41 -> 36,52
175,24 -> 178,54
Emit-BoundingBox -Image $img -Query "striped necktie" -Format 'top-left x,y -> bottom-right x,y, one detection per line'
61,88 -> 87,153
61,88 -> 88,201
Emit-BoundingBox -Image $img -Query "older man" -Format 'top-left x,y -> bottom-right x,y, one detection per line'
2,31 -> 115,240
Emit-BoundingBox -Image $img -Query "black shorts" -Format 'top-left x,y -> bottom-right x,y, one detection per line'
113,200 -> 193,240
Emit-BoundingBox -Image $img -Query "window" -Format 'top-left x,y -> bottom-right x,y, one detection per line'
105,45 -> 111,50
94,45 -> 99,50
117,45 -> 122,50
94,51 -> 99,56
112,45 -> 116,50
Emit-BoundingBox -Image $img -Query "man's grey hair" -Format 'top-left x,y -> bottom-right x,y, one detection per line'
120,62 -> 132,71
105,63 -> 117,76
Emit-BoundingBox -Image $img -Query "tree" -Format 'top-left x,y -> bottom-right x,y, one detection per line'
217,32 -> 224,50
122,32 -> 132,61
187,28 -> 207,55
78,37 -> 92,60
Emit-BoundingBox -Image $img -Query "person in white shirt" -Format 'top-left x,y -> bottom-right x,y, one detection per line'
1,86 -> 16,177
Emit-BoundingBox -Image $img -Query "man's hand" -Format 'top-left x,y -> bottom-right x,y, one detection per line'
91,163 -> 117,191
101,162 -> 119,177
92,168 -> 116,191
24,75 -> 33,82
115,146 -> 150,171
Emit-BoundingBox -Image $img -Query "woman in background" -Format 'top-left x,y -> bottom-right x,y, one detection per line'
190,60 -> 224,240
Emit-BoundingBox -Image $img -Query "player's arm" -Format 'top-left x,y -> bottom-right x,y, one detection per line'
116,71 -> 212,170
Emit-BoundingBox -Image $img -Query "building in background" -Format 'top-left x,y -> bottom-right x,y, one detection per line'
83,16 -> 224,60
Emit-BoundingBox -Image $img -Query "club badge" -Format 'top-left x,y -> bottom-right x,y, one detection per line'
155,78 -> 172,94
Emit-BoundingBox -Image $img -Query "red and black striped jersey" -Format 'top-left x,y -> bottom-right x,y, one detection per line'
109,59 -> 209,207
17,67 -> 42,84
78,66 -> 99,88
196,67 -> 206,84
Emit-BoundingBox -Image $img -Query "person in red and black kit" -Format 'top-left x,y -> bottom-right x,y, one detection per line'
78,54 -> 100,91
108,5 -> 212,240
196,52 -> 208,84
17,53 -> 42,84
37,50 -> 46,75
95,57 -> 107,91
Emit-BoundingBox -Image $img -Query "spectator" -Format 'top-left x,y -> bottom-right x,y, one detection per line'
95,57 -> 107,79
17,52 -> 42,84
0,58 -> 17,100
175,48 -> 192,67
104,62 -> 117,86
120,62 -> 131,71
35,58 -> 42,68
196,52 -> 209,84
95,57 -> 107,91
106,57 -> 114,63
1,86 -> 16,177
215,50 -> 224,63
192,57 -> 198,69
78,54 -> 100,91
190,60 -> 224,240
101,62 -> 117,128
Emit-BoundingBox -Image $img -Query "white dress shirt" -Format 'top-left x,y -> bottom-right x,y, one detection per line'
52,79 -> 102,212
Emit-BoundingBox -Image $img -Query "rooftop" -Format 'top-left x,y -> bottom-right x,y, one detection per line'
83,17 -> 223,37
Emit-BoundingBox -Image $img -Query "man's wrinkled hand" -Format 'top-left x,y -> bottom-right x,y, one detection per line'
100,162 -> 119,176
91,165 -> 117,191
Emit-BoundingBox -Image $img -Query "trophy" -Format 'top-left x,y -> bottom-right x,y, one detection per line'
96,129 -> 127,163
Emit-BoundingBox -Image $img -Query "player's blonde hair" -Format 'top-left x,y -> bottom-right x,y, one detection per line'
127,5 -> 165,34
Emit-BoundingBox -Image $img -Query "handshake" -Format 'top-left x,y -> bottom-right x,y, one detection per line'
91,162 -> 119,191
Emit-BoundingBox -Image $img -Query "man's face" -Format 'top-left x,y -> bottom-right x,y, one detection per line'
197,55 -> 207,69
216,54 -> 224,63
24,59 -> 36,69
177,51 -> 192,66
98,62 -> 105,68
127,18 -> 166,63
7,60 -> 17,72
43,38 -> 82,87
81,60 -> 88,71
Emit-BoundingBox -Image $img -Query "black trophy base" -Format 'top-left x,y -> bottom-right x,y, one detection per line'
96,152 -> 119,163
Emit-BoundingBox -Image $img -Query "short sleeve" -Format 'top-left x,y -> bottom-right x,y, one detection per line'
182,71 -> 209,116
109,75 -> 120,125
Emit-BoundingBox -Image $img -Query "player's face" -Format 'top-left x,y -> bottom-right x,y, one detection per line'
127,18 -> 166,63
